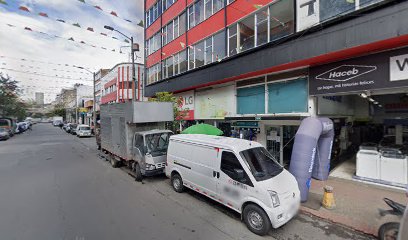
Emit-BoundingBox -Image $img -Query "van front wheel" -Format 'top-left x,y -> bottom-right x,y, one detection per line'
171,173 -> 184,193
243,204 -> 271,236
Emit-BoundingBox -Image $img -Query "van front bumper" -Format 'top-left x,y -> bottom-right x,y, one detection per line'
265,191 -> 301,228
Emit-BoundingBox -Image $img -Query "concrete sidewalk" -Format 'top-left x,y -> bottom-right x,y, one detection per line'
300,177 -> 407,237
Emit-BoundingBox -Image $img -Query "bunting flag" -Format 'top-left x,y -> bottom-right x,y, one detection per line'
110,11 -> 118,17
112,49 -> 115,52
73,23 -> 81,28
94,5 -> 102,11
100,33 -> 107,36
124,39 -> 130,43
112,36 -> 118,40
180,42 -> 185,48
19,6 -> 30,12
7,24 -> 15,27
68,37 -> 74,41
162,52 -> 166,56
253,4 -> 263,9
0,0 -> 8,5
39,12 -> 48,17
137,20 -> 144,27
87,27 -> 94,32
80,41 -> 86,44
24,27 -> 32,31
57,19 -> 66,23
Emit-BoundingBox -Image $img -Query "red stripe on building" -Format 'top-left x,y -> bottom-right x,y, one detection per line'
117,68 -> 120,102
127,66 -> 130,101
187,10 -> 225,45
162,0 -> 186,25
122,66 -> 125,102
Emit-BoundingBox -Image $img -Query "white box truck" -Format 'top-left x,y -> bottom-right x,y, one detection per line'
100,101 -> 174,181
165,134 -> 300,236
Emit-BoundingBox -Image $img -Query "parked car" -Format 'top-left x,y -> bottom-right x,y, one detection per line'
0,128 -> 10,140
16,122 -> 28,134
76,125 -> 92,138
165,134 -> 300,236
70,124 -> 78,135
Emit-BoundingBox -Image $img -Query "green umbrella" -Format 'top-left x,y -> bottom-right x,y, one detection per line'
181,124 -> 223,136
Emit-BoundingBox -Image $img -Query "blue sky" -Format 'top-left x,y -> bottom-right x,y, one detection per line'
0,0 -> 144,103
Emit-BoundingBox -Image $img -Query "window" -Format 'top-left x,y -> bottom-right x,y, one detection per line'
204,37 -> 212,64
267,78 -> 308,113
167,21 -> 174,43
134,134 -> 143,148
213,0 -> 223,13
240,147 -> 283,181
205,0 -> 212,19
256,10 -> 268,46
195,0 -> 204,25
239,15 -> 255,51
162,25 -> 168,45
228,24 -> 237,56
213,31 -> 225,61
237,85 -> 265,114
188,5 -> 195,29
269,0 -> 294,42
195,41 -> 204,68
179,50 -> 187,73
226,0 -> 235,5
166,57 -> 174,78
221,151 -> 252,185
147,63 -> 161,85
162,0 -> 167,12
174,17 -> 179,39
188,46 -> 195,69
179,12 -> 186,35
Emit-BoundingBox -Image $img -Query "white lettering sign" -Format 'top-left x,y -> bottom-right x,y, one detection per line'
390,54 -> 408,81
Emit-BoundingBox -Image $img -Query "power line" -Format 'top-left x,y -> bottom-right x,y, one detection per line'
0,67 -> 93,81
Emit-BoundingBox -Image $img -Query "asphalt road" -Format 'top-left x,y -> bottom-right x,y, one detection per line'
0,124 -> 375,240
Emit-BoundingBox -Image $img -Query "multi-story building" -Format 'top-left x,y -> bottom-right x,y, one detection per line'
100,62 -> 144,104
94,69 -> 109,112
144,0 -> 408,181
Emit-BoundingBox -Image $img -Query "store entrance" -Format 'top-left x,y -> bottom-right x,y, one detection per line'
317,89 -> 408,187
264,124 -> 298,168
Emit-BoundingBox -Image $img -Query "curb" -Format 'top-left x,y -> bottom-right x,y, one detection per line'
299,206 -> 378,237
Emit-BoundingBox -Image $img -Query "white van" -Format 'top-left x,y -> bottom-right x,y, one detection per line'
165,134 -> 300,236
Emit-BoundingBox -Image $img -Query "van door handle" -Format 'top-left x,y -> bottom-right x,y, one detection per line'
217,172 -> 220,178
213,171 -> 217,177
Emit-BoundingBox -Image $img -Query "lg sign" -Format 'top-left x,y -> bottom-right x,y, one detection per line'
315,65 -> 377,82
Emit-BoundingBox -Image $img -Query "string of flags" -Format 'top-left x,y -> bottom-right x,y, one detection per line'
3,22 -> 127,55
0,67 -> 92,81
0,55 -> 94,72
1,2 -> 133,44
76,0 -> 144,27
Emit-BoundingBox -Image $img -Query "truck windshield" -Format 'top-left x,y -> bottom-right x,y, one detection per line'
145,132 -> 171,157
240,147 -> 283,181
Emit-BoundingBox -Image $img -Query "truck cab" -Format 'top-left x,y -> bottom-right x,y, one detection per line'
132,130 -> 173,180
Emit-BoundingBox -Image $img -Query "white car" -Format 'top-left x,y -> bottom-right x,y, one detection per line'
165,134 -> 300,236
76,125 -> 92,138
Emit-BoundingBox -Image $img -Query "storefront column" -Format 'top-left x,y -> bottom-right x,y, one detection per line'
396,124 -> 403,145
258,122 -> 267,147
308,96 -> 317,117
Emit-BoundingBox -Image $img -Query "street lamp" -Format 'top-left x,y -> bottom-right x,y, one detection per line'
75,66 -> 95,127
104,25 -> 140,101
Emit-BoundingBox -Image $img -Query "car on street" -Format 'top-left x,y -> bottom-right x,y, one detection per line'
166,134 -> 301,236
69,124 -> 78,135
0,128 -> 10,140
76,124 -> 92,138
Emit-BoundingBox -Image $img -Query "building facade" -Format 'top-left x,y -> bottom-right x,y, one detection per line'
100,63 -> 145,104
144,0 -> 408,181
94,69 -> 109,112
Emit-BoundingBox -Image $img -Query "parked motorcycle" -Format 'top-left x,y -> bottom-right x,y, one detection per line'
378,198 -> 406,240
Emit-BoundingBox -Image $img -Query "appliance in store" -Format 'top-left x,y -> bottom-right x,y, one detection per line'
379,148 -> 408,185
356,143 -> 380,179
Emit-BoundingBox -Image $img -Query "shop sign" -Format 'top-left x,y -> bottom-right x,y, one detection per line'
195,85 -> 235,120
232,121 -> 259,128
78,107 -> 88,113
175,90 -> 194,120
390,53 -> 408,81
309,47 -> 408,95
296,0 -> 385,32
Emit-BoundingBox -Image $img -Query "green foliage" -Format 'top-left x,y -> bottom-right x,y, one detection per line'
0,73 -> 27,120
149,92 -> 188,132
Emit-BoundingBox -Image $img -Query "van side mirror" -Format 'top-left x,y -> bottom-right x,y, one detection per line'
234,169 -> 245,180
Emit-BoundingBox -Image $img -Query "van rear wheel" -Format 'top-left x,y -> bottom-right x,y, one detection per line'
243,204 -> 271,236
171,173 -> 184,193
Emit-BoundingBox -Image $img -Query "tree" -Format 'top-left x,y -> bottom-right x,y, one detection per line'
149,92 -> 188,132
0,73 -> 27,120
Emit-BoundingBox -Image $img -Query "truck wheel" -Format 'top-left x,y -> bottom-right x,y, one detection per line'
378,222 -> 399,240
243,204 -> 271,236
134,163 -> 143,182
171,173 -> 184,193
110,156 -> 119,168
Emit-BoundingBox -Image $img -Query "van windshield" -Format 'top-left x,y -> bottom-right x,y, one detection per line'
79,127 -> 90,131
145,132 -> 171,157
240,147 -> 283,181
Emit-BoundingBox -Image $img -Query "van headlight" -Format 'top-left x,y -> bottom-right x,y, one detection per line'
268,191 -> 280,208
146,164 -> 156,170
